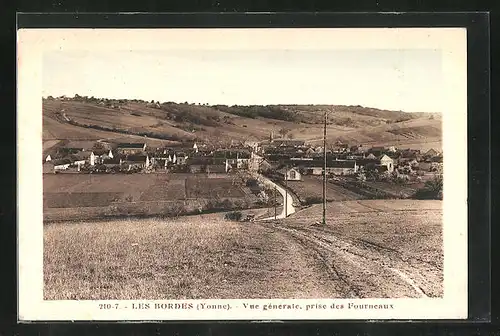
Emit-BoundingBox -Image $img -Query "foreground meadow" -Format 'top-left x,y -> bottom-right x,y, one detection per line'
44,214 -> 329,300
44,200 -> 443,300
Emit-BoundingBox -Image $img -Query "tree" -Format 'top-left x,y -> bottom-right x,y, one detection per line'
364,163 -> 378,180
278,127 -> 290,138
414,174 -> 443,199
93,142 -> 105,150
356,172 -> 367,182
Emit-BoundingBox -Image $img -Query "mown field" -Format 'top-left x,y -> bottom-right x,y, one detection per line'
43,173 -> 258,220
44,199 -> 443,300
44,215 -> 322,300
282,199 -> 443,297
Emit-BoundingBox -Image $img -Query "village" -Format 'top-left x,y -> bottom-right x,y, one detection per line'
44,132 -> 443,182
43,131 -> 443,222
37,40 -> 449,304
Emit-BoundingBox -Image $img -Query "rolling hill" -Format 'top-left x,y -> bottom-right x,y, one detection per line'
42,97 -> 442,151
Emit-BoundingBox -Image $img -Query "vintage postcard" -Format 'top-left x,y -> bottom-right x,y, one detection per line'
17,27 -> 467,321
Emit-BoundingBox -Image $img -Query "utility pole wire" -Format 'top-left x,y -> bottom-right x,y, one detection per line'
323,110 -> 328,225
285,164 -> 288,217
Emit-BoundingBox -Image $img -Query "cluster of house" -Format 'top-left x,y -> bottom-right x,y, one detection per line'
43,134 -> 443,182
257,138 -> 443,181
43,141 -> 254,174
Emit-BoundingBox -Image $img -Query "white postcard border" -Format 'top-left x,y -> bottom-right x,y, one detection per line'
17,27 -> 468,321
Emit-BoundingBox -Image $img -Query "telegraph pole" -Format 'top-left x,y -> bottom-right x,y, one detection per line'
274,185 -> 277,219
285,164 -> 288,217
323,111 -> 328,225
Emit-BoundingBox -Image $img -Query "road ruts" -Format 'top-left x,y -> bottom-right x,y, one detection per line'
259,221 -> 442,299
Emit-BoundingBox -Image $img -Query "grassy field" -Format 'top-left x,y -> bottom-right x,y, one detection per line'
44,199 -> 443,299
286,176 -> 364,204
44,215 -> 327,300
43,173 -> 260,220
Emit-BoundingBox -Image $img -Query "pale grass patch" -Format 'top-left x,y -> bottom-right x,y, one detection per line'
44,217 -> 242,300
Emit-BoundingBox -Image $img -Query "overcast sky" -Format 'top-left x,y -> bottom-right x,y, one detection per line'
43,49 -> 442,113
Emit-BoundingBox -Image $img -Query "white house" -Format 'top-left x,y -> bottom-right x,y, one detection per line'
193,143 -> 199,153
379,154 -> 394,173
45,154 -> 52,162
283,167 -> 302,181
301,159 -> 358,176
53,159 -> 72,171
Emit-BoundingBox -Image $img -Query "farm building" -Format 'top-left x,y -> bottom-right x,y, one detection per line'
369,146 -> 386,157
45,154 -> 52,162
278,167 -> 302,181
400,149 -> 422,159
271,138 -> 306,147
378,154 -> 395,173
122,154 -> 150,169
299,159 -> 358,176
73,151 -> 97,166
102,157 -> 122,168
365,153 -> 377,160
116,143 -> 147,155
424,148 -> 440,158
52,158 -> 72,171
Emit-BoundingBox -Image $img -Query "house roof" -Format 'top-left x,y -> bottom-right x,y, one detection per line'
277,167 -> 300,175
213,150 -> 251,159
271,139 -> 306,146
379,154 -> 393,161
125,154 -> 147,162
300,159 -> 357,169
116,143 -> 146,149
357,158 -> 379,166
187,157 -> 225,165
430,156 -> 443,162
93,149 -> 108,156
72,151 -> 94,160
52,158 -> 72,166
103,157 -> 121,164
425,148 -> 439,156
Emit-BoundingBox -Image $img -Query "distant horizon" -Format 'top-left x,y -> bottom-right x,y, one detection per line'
42,95 -> 441,114
43,49 -> 443,114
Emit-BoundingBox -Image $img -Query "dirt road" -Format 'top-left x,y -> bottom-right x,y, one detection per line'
251,173 -> 296,220
256,221 -> 441,298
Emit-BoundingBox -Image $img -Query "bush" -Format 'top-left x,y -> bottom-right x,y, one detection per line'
413,174 -> 443,200
224,211 -> 243,221
304,196 -> 323,205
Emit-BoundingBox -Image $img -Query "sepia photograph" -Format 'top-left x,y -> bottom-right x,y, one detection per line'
18,27 -> 467,321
